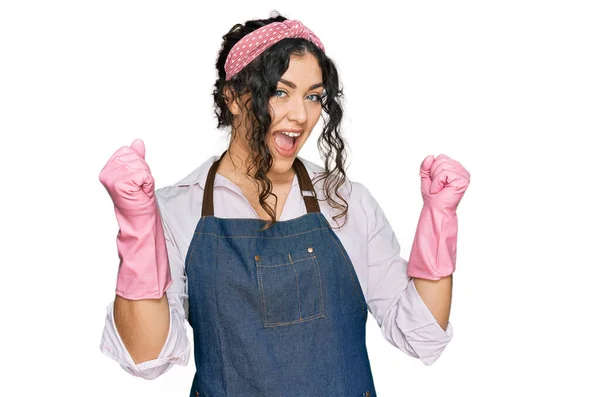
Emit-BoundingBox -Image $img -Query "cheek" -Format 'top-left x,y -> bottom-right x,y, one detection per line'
268,101 -> 283,122
308,106 -> 322,128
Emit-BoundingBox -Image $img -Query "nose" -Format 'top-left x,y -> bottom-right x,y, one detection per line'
286,96 -> 307,124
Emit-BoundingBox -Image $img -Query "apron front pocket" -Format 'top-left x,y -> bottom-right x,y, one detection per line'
255,246 -> 325,328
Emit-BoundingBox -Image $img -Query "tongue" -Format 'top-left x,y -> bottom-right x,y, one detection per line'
274,133 -> 295,150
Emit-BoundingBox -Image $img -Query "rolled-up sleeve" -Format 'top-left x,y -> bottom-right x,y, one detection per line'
99,189 -> 191,380
359,184 -> 453,365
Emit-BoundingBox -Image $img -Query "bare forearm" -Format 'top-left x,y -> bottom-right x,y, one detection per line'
413,275 -> 452,331
114,294 -> 170,364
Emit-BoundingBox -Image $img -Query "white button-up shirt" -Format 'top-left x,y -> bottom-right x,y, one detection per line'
100,155 -> 454,380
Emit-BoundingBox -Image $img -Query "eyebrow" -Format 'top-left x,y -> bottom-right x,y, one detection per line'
279,78 -> 324,91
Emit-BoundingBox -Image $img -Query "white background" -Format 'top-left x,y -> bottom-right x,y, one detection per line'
1,1 -> 599,396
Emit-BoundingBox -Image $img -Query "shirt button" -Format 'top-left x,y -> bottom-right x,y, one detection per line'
307,247 -> 313,253
255,255 -> 260,260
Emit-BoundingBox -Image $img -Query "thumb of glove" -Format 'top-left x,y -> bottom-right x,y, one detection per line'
419,155 -> 435,193
130,138 -> 146,159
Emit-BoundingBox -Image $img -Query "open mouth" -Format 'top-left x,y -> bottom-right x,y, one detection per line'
273,131 -> 302,157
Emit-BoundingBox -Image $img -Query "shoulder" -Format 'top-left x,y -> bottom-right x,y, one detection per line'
297,156 -> 378,222
155,155 -> 218,198
298,156 -> 373,200
154,155 -> 219,220
152,155 -> 220,247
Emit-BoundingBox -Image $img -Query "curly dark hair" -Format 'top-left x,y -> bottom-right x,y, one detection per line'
212,12 -> 349,229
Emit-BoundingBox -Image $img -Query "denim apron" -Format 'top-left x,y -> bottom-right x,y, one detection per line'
185,152 -> 376,396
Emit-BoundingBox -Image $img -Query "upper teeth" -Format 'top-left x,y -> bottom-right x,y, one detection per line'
280,131 -> 301,137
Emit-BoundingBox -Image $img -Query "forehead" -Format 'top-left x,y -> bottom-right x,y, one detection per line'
280,53 -> 323,85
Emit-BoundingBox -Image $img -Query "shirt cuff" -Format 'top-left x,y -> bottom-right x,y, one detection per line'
99,297 -> 190,380
395,279 -> 454,365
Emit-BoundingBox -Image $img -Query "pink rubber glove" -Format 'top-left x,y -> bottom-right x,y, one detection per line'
99,139 -> 172,300
407,154 -> 470,280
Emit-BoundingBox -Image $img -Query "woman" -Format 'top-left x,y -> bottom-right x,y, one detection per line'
99,14 -> 470,396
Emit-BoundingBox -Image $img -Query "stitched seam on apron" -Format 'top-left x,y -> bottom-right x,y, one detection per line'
186,217 -> 206,270
311,254 -> 326,317
195,226 -> 329,238
255,256 -> 268,327
257,256 -> 314,267
264,314 -> 325,327
288,253 -> 302,321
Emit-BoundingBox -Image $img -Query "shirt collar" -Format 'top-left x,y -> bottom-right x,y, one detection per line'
174,154 -> 316,190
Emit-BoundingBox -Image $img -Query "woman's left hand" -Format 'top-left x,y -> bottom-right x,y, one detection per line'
407,154 -> 470,280
419,154 -> 470,212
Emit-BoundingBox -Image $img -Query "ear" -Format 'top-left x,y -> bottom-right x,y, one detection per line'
224,86 -> 241,116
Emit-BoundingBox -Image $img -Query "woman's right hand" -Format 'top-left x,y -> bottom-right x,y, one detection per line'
99,138 -> 172,300
99,138 -> 157,216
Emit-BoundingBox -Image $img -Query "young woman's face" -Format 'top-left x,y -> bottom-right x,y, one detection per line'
266,52 -> 324,176
230,52 -> 324,180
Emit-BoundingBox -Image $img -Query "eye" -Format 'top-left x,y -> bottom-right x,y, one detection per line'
274,89 -> 288,98
306,94 -> 322,102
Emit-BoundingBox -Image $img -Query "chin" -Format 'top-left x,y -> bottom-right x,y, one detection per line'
267,143 -> 302,176
269,152 -> 296,174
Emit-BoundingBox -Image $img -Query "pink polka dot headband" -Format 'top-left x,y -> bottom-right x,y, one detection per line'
224,19 -> 326,81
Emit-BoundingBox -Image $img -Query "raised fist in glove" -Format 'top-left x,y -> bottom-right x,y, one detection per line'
407,154 -> 470,280
99,139 -> 172,300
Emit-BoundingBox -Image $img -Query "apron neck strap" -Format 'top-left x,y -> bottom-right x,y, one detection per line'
201,151 -> 320,217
